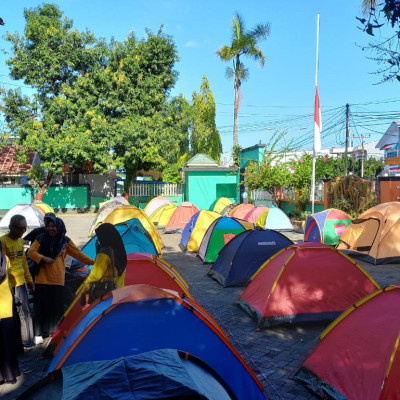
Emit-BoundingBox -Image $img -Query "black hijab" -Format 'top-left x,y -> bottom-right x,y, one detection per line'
0,241 -> 6,285
36,216 -> 70,259
95,223 -> 127,276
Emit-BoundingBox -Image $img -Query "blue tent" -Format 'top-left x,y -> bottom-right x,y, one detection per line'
179,210 -> 200,251
208,229 -> 293,287
19,349 -> 235,400
47,285 -> 265,400
82,218 -> 158,261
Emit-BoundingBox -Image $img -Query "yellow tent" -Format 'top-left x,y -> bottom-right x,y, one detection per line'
181,210 -> 220,252
150,204 -> 177,227
88,196 -> 129,236
144,196 -> 172,216
33,202 -> 55,215
103,205 -> 164,253
213,197 -> 233,214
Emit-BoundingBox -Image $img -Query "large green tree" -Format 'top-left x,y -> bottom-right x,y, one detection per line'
2,4 -> 190,196
191,76 -> 222,162
2,4 -> 112,197
217,12 -> 270,147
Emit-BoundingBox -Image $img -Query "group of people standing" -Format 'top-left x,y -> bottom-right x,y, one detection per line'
0,212 -> 127,385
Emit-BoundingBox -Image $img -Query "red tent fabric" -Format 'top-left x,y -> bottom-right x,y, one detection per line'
124,252 -> 191,297
244,206 -> 268,223
229,203 -> 255,220
42,253 -> 190,360
237,242 -> 380,328
164,202 -> 199,233
296,285 -> 400,400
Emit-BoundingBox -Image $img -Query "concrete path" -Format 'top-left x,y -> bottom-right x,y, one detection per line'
1,213 -> 399,399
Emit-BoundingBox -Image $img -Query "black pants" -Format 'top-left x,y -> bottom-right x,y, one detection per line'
34,284 -> 64,337
13,284 -> 34,347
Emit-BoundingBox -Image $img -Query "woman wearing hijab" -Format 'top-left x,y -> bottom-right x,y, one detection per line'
28,215 -> 94,338
0,241 -> 20,385
81,223 -> 127,302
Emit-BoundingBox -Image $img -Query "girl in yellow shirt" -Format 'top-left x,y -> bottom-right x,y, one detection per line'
81,223 -> 127,303
0,242 -> 20,385
28,215 -> 94,337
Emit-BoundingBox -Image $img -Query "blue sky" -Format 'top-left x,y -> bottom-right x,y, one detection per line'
1,1 -> 399,162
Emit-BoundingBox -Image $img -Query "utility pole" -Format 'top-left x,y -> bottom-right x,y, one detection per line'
352,133 -> 370,177
344,103 -> 350,176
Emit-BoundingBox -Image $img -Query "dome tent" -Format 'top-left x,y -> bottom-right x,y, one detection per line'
237,242 -> 380,328
0,202 -> 44,229
198,216 -> 254,263
208,229 -> 293,287
295,285 -> 400,400
337,201 -> 400,264
304,208 -> 351,245
47,285 -> 266,400
255,206 -> 294,231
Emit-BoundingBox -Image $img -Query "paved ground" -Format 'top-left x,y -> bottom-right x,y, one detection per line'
1,213 -> 400,399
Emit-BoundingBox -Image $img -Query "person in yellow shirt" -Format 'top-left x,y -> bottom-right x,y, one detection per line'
28,215 -> 94,338
0,215 -> 35,350
0,241 -> 20,385
81,223 -> 127,303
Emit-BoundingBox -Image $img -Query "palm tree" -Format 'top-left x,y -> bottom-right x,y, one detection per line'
217,12 -> 270,148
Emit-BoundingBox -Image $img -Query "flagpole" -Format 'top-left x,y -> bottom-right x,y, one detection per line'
311,13 -> 320,214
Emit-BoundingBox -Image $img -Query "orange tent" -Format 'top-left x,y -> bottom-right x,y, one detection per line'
164,202 -> 199,233
337,201 -> 400,264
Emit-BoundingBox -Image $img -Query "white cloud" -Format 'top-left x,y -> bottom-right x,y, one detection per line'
185,41 -> 198,48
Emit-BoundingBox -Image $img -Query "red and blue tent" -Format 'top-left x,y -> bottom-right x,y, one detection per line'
47,285 -> 266,400
304,208 -> 351,246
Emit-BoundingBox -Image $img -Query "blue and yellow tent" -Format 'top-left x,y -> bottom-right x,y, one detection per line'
180,210 -> 220,252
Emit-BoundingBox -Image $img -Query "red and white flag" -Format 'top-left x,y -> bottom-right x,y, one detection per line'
314,85 -> 322,152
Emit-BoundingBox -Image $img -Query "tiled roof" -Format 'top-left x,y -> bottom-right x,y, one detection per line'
0,145 -> 36,175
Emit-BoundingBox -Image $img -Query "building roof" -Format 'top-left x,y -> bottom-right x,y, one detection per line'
0,145 -> 36,175
376,121 -> 400,149
185,153 -> 219,167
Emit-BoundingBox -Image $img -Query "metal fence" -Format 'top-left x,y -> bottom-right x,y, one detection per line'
251,182 -> 324,204
129,183 -> 182,198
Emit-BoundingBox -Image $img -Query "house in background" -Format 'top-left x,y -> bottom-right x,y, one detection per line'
0,145 -> 39,185
376,121 -> 400,175
0,146 -> 38,209
375,121 -> 400,203
180,153 -> 240,210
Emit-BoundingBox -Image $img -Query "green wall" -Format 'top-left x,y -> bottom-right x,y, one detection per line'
240,146 -> 264,168
0,186 -> 33,210
42,185 -> 89,210
185,170 -> 239,210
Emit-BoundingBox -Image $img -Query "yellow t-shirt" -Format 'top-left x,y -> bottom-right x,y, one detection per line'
0,256 -> 13,318
0,234 -> 32,288
82,252 -> 125,293
28,239 -> 94,286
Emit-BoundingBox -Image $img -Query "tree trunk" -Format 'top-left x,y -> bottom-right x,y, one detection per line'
124,164 -> 137,200
233,79 -> 240,147
33,171 -> 54,201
